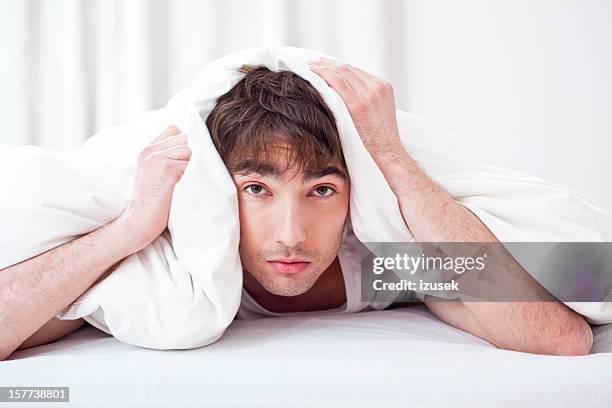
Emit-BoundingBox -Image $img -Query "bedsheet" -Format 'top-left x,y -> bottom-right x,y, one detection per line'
3,305 -> 611,407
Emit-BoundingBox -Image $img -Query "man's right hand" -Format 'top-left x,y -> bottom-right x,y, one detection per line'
0,124 -> 193,359
118,124 -> 192,253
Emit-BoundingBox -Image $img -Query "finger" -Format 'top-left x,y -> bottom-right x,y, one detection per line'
307,57 -> 337,65
156,144 -> 192,161
310,60 -> 371,100
330,63 -> 371,97
168,158 -> 189,171
165,159 -> 189,181
151,124 -> 182,143
308,64 -> 359,104
349,65 -> 387,93
149,132 -> 188,151
310,58 -> 380,96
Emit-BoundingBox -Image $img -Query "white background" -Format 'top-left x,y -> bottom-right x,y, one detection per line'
1,0 -> 610,207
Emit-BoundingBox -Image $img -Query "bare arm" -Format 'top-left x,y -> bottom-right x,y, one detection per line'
386,162 -> 592,355
1,218 -> 136,359
366,146 -> 594,355
0,125 -> 191,360
308,58 -> 593,355
15,318 -> 86,352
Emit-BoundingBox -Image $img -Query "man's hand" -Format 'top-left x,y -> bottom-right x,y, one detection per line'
0,124 -> 192,360
307,57 -> 402,160
308,58 -> 593,355
119,124 -> 191,252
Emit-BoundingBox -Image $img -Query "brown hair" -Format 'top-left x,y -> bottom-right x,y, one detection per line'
205,65 -> 346,177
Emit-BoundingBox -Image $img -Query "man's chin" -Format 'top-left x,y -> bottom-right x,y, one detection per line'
261,277 -> 314,297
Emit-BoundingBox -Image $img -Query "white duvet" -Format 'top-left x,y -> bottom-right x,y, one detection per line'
1,46 -> 611,349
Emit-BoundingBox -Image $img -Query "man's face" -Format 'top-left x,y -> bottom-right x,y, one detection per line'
231,145 -> 350,297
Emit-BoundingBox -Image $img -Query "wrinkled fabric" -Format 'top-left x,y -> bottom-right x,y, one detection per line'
1,46 -> 611,350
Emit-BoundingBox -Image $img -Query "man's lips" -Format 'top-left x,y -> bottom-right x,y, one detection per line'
267,259 -> 311,274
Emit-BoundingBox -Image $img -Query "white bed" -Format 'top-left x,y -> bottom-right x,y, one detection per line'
3,305 -> 611,407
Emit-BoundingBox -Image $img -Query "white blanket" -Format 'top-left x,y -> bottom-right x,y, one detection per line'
1,46 -> 611,349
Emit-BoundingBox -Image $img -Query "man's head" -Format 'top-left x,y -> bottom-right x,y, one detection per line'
206,65 -> 349,297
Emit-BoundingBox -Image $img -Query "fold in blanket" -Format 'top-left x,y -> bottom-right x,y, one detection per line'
1,46 -> 611,349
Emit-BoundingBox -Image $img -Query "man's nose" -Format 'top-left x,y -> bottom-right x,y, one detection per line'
274,199 -> 307,248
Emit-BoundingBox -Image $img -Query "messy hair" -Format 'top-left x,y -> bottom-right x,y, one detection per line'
205,64 -> 347,177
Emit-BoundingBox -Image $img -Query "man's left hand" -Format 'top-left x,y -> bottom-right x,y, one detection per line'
307,57 -> 402,159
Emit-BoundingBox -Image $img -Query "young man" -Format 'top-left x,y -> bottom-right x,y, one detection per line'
0,59 -> 592,360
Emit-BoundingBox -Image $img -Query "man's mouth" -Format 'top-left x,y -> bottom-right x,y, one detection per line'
267,258 -> 311,274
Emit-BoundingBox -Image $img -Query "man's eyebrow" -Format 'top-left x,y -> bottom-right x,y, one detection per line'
302,166 -> 347,182
233,160 -> 347,182
233,161 -> 281,178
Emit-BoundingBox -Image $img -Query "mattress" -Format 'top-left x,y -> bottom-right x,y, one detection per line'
2,305 -> 612,407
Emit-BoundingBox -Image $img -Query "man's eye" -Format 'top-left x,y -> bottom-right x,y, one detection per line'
312,186 -> 336,197
244,184 -> 267,195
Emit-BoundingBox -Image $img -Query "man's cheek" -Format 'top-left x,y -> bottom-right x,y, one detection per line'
318,210 -> 347,235
312,218 -> 345,256
238,205 -> 264,242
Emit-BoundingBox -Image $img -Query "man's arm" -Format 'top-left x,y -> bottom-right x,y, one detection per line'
0,125 -> 191,360
307,58 -> 593,355
16,318 -> 86,352
0,218 -> 138,359
354,143 -> 592,355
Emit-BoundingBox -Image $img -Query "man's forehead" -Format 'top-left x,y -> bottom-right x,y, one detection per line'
233,160 -> 348,182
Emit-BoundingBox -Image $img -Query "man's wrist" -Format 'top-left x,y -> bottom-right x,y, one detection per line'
107,215 -> 152,256
369,139 -> 440,201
